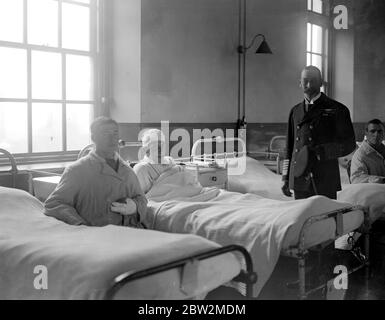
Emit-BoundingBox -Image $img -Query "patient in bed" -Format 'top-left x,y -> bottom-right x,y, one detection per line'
134,129 -> 183,193
44,117 -> 148,227
350,119 -> 385,184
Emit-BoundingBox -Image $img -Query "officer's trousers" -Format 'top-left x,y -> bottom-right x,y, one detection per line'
294,189 -> 337,200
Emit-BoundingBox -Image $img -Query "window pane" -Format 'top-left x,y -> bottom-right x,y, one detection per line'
0,102 -> 28,153
66,54 -> 93,101
66,104 -> 93,151
62,3 -> 90,51
0,47 -> 27,98
72,0 -> 90,4
0,0 -> 23,43
32,50 -> 62,99
307,23 -> 312,52
313,0 -> 323,14
32,103 -> 62,152
311,24 -> 323,54
325,28 -> 329,56
307,53 -> 311,66
307,0 -> 311,10
28,0 -> 58,47
311,54 -> 322,74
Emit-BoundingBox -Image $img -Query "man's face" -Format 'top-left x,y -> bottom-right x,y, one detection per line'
93,123 -> 120,154
366,123 -> 384,147
300,69 -> 322,98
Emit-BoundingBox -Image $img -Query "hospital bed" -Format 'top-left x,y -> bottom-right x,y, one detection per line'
0,186 -> 256,300
137,137 -> 372,299
17,138 -> 375,299
0,148 -> 257,300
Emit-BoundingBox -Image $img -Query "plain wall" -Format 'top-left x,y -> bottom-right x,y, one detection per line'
332,0 -> 355,118
244,0 -> 306,122
140,0 -> 307,124
110,0 -> 385,131
110,0 -> 141,123
141,0 -> 239,123
353,0 -> 385,122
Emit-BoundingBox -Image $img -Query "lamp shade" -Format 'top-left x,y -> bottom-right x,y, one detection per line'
255,39 -> 272,54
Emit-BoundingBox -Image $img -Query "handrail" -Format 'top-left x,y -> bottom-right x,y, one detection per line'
104,244 -> 257,300
191,137 -> 246,161
0,148 -> 18,188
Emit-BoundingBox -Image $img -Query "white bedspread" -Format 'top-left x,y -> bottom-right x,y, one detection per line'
144,168 -> 363,297
0,187 -> 240,300
227,157 -> 289,201
226,157 -> 385,220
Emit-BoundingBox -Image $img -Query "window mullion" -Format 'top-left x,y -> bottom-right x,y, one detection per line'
62,53 -> 67,152
24,0 -> 32,153
27,48 -> 32,154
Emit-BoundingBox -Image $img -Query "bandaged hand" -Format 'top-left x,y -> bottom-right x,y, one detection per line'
111,198 -> 137,216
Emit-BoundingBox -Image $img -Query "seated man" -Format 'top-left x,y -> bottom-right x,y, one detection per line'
44,117 -> 147,226
134,129 -> 181,193
350,119 -> 385,184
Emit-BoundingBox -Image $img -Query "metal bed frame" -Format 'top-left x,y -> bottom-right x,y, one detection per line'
283,205 -> 371,300
105,244 -> 257,300
1,148 -> 257,300
2,139 -> 372,299
183,137 -> 372,299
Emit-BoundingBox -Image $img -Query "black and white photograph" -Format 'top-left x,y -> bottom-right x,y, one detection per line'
1,0 -> 385,305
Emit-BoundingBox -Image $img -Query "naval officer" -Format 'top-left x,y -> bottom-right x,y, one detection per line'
281,66 -> 356,200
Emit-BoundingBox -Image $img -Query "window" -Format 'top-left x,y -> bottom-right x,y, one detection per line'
308,0 -> 324,14
0,0 -> 97,157
306,0 -> 331,93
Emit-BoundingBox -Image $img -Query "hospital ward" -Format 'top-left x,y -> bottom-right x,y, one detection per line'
1,0 -> 385,302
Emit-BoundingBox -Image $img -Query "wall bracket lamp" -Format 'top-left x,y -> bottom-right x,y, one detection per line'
237,33 -> 272,133
237,33 -> 273,55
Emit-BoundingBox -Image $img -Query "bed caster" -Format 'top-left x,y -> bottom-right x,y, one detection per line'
234,270 -> 258,285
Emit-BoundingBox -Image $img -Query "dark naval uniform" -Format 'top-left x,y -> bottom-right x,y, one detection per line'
282,93 -> 356,199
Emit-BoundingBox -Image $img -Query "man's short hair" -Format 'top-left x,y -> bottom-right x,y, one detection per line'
365,118 -> 384,131
303,65 -> 322,81
90,117 -> 118,136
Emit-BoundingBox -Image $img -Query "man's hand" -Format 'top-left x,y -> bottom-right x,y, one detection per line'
111,198 -> 137,216
281,181 -> 292,197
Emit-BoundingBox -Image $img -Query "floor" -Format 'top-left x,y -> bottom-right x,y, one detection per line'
207,223 -> 385,300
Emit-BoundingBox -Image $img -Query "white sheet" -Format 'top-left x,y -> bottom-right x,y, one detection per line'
227,156 -> 289,201
143,168 -> 363,297
0,187 -> 240,300
227,157 -> 385,219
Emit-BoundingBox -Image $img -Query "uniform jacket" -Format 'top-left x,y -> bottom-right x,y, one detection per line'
350,140 -> 385,184
44,151 -> 148,226
282,93 -> 356,193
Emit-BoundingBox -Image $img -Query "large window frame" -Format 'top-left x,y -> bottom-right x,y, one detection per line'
0,0 -> 101,164
306,0 -> 332,95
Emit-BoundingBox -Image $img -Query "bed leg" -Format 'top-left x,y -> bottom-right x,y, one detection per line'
298,257 -> 306,300
364,231 -> 370,280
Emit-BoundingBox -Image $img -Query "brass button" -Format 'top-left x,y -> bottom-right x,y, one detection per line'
309,125 -> 313,130
297,126 -> 300,130
296,137 -> 300,141
295,149 -> 299,152
308,137 -> 313,142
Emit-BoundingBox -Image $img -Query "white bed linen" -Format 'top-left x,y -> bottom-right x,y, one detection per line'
0,187 -> 240,300
226,157 -> 385,219
143,168 -> 363,297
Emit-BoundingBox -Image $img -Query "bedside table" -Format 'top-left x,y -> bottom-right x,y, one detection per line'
184,163 -> 228,189
33,175 -> 61,202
